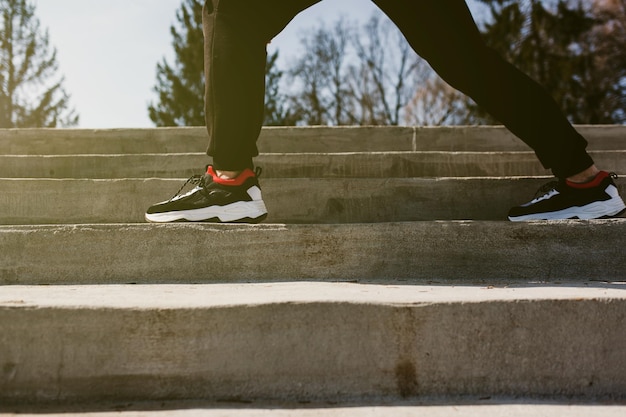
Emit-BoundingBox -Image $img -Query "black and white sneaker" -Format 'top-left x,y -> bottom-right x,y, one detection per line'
145,166 -> 268,223
508,171 -> 626,221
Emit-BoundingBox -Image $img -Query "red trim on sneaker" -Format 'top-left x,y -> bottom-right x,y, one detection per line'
207,166 -> 256,186
566,171 -> 609,189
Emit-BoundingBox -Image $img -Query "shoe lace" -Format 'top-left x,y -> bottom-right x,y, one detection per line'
168,174 -> 208,202
534,179 -> 561,199
167,166 -> 263,202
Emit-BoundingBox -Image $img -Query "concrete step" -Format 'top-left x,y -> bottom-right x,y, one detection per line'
3,401 -> 626,417
1,177 -> 625,225
1,220 -> 624,285
1,125 -> 624,155
0,283 -> 624,403
1,151 -> 625,179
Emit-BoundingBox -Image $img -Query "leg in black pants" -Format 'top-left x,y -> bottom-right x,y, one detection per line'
146,0 -> 625,223
202,0 -> 321,171
370,0 -> 622,220
373,0 -> 593,179
203,0 -> 594,178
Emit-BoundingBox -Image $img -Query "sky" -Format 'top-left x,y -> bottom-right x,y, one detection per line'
34,0 -> 484,128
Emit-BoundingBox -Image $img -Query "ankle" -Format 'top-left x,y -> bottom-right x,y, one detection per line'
566,166 -> 600,184
215,170 -> 241,180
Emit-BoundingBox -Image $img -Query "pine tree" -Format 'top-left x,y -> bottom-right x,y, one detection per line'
474,0 -> 624,124
148,0 -> 205,127
0,0 -> 78,128
590,0 -> 626,122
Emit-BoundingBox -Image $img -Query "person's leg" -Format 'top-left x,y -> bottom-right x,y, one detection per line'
373,0 -> 592,179
203,0 -> 320,174
146,0 -> 320,223
373,0 -> 624,220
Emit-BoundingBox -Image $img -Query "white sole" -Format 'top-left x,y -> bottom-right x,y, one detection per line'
509,196 -> 626,221
145,200 -> 268,223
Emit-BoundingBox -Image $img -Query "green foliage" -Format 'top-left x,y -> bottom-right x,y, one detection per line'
474,0 -> 625,123
148,0 -> 205,127
149,0 -> 297,127
0,0 -> 78,128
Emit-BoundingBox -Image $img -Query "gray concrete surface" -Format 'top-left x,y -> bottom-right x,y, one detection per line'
1,283 -> 625,404
0,125 -> 624,155
2,401 -> 626,417
1,126 -> 625,408
1,220 -> 625,284
0,283 -> 625,403
1,151 -> 625,179
2,177 -> 625,224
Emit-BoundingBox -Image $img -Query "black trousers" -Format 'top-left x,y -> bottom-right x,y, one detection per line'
202,0 -> 594,178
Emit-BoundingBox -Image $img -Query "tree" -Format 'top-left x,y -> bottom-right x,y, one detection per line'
285,14 -> 429,126
350,15 -> 422,125
287,18 -> 353,125
403,64 -> 469,126
149,0 -> 287,127
0,0 -> 78,128
149,0 -> 205,127
264,50 -> 298,126
474,0 -> 626,124
590,0 -> 626,122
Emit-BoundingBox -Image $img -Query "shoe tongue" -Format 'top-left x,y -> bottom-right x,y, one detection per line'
566,171 -> 608,189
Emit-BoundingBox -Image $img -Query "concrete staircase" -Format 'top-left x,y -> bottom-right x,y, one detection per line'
0,126 -> 625,413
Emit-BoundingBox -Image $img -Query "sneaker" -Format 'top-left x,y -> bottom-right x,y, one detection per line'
145,166 -> 268,223
508,171 -> 626,221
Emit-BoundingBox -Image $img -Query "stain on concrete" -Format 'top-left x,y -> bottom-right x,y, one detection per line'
3,362 -> 17,381
395,359 -> 419,398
